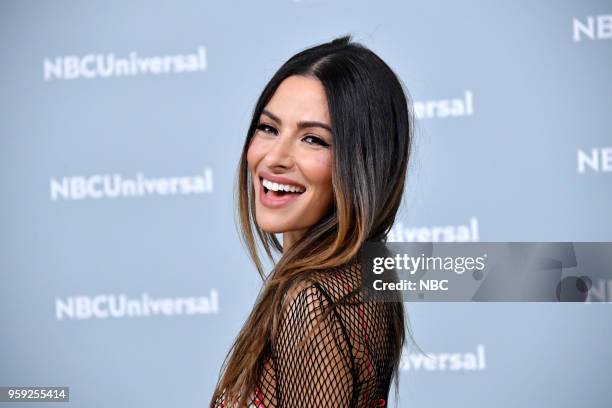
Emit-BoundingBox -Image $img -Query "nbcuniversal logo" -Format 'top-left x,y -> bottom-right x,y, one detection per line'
401,345 -> 486,371
413,90 -> 474,120
49,169 -> 214,201
573,14 -> 612,42
387,217 -> 480,243
55,291 -> 220,321
577,147 -> 612,174
43,46 -> 207,81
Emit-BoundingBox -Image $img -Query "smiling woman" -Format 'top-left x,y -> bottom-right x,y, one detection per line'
210,35 -> 413,408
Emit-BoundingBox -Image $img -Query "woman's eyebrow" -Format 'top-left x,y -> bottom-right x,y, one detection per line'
262,109 -> 332,132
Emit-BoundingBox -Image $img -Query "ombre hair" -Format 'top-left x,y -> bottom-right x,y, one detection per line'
210,34 -> 413,407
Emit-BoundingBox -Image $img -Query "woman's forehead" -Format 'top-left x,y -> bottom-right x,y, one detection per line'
263,76 -> 330,125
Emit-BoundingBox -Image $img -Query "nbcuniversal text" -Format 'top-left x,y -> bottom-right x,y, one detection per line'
55,291 -> 219,321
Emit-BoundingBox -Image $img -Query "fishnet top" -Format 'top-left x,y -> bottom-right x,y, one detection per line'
214,260 -> 398,407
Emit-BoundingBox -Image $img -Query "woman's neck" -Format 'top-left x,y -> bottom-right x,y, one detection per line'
282,229 -> 305,253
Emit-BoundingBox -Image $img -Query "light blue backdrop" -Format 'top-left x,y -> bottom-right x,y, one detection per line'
1,0 -> 611,407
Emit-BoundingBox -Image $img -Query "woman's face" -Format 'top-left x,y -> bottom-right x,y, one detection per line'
247,75 -> 334,236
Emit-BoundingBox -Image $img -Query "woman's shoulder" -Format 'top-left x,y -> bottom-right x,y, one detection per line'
278,259 -> 361,309
311,258 -> 371,308
282,257 -> 391,326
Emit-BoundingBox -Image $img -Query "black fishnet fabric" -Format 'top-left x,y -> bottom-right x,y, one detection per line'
214,260 -> 398,407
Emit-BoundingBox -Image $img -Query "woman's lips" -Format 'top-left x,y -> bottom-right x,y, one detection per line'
258,171 -> 306,190
259,181 -> 303,209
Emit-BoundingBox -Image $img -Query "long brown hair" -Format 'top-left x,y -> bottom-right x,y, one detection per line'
210,34 -> 413,407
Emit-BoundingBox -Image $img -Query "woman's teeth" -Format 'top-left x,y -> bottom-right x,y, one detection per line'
262,178 -> 305,193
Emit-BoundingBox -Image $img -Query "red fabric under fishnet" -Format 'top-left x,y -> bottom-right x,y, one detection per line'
213,260 -> 397,407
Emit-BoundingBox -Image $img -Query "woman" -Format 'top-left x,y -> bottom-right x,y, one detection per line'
210,34 -> 412,407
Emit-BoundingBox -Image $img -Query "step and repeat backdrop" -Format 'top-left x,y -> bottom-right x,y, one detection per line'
1,0 -> 611,407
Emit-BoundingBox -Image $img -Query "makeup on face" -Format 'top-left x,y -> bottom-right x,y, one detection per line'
246,75 -> 334,234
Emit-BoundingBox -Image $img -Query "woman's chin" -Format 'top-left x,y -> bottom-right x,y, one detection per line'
256,221 -> 291,234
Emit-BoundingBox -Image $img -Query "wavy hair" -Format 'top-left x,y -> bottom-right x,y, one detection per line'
210,34 -> 413,407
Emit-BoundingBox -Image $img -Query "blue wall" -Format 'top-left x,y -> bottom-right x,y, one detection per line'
1,1 -> 611,407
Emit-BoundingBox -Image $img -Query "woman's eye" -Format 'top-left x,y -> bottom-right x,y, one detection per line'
256,124 -> 277,135
302,135 -> 331,148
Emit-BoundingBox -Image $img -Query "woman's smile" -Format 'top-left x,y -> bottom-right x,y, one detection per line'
258,171 -> 306,209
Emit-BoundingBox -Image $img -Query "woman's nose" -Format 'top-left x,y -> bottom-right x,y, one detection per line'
263,134 -> 294,169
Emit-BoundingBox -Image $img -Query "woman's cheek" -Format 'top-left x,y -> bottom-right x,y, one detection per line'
246,137 -> 266,169
301,152 -> 333,211
303,151 -> 333,184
